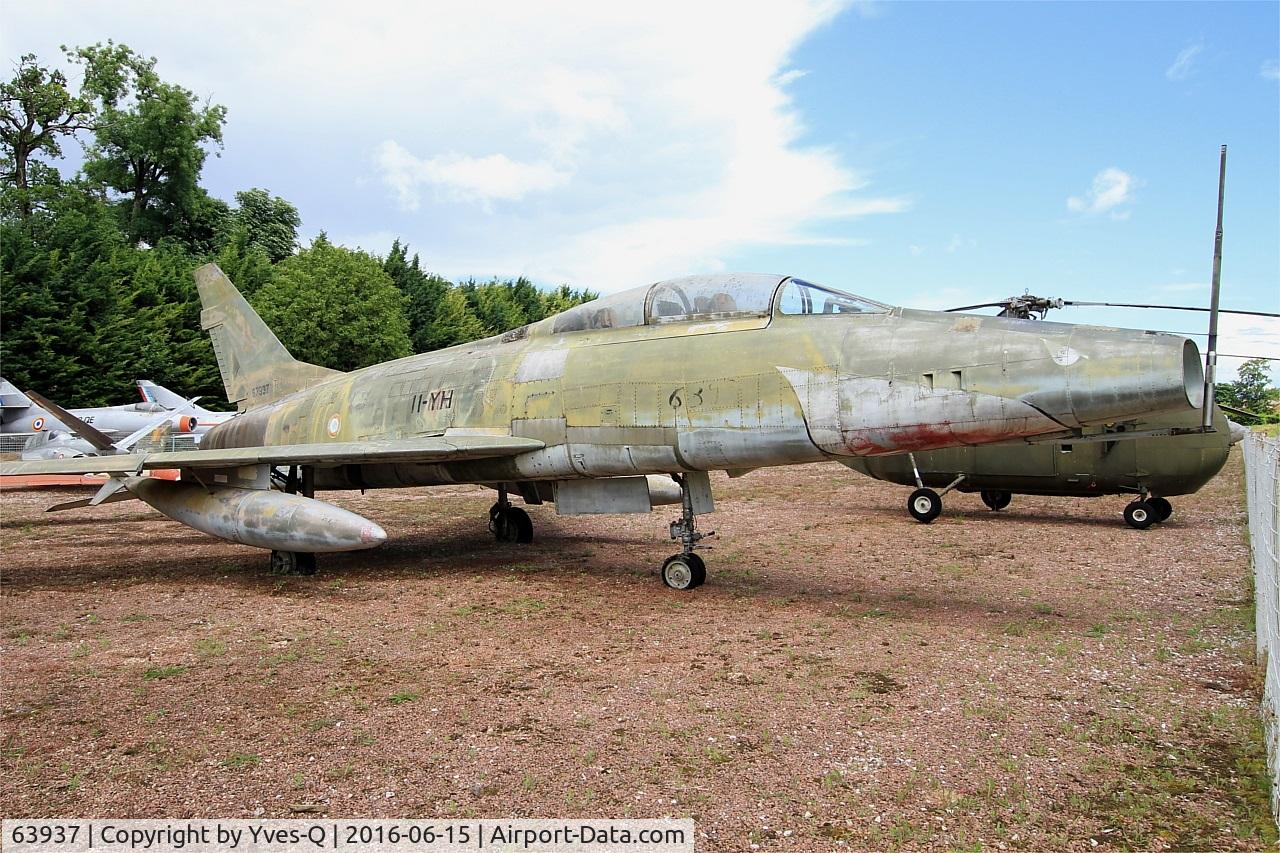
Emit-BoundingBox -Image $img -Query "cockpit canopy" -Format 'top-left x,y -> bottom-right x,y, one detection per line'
544,274 -> 889,335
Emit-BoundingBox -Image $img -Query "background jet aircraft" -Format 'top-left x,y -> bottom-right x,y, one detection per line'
0,377 -> 233,447
2,264 -> 1208,588
839,404 -> 1247,529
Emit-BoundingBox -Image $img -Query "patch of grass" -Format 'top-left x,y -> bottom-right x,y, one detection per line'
1085,623 -> 1109,638
861,607 -> 891,619
521,773 -> 538,791
821,769 -> 847,788
388,691 -> 420,705
1070,707 -> 1277,848
704,745 -> 731,765
142,665 -> 187,680
1032,602 -> 1056,616
499,596 -> 546,615
352,731 -> 375,747
194,639 -> 227,658
122,613 -> 152,623
305,718 -> 338,732
222,752 -> 260,770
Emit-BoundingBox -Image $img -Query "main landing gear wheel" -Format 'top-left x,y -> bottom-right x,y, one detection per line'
1123,500 -> 1158,530
661,553 -> 707,590
907,488 -> 943,524
271,550 -> 317,575
1148,497 -> 1173,522
980,489 -> 1012,511
490,504 -> 533,543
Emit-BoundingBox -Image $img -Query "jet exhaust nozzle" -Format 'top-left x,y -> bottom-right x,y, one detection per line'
130,479 -> 386,553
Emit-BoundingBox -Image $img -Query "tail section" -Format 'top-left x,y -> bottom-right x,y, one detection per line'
194,264 -> 342,411
137,379 -> 183,408
0,377 -> 32,410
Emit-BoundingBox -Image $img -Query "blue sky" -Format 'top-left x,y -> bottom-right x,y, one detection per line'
4,0 -> 1277,377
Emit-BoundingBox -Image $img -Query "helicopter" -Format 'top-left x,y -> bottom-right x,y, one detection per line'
840,291 -> 1275,529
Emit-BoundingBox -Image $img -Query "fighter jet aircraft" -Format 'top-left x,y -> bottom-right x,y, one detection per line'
1,264 -> 1209,588
839,404 -> 1248,529
0,378 -> 233,444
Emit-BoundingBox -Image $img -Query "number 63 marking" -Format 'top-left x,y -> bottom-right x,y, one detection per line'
668,387 -> 704,409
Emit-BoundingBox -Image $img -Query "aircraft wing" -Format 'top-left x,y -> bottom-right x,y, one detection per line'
0,435 -> 544,476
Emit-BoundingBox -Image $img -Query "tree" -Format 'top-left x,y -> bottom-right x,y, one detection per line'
253,236 -> 411,371
1217,358 -> 1279,423
0,54 -> 95,217
232,188 -> 300,262
73,42 -> 227,246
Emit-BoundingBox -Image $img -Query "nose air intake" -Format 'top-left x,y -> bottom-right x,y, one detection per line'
1046,335 -> 1204,428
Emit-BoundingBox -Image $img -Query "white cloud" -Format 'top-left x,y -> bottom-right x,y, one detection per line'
1166,43 -> 1203,81
1262,60 -> 1280,81
375,141 -> 570,210
1067,168 -> 1138,218
3,0 -> 909,291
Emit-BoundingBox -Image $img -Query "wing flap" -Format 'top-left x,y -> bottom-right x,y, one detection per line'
1,435 -> 544,477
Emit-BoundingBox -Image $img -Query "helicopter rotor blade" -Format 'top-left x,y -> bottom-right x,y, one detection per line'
1062,300 -> 1278,318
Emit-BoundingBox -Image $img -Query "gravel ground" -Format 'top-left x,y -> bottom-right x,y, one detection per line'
1,450 -> 1274,851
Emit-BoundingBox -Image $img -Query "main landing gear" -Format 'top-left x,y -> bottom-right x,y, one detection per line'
490,485 -> 534,543
904,455 -> 969,524
271,465 -> 318,575
662,473 -> 712,590
906,484 -> 1011,523
1124,495 -> 1173,530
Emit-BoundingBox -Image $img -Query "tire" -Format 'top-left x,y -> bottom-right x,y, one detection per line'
492,506 -> 534,543
270,550 -> 317,575
661,553 -> 707,590
980,489 -> 1012,511
907,488 -> 943,523
1124,500 -> 1157,530
1148,497 -> 1173,522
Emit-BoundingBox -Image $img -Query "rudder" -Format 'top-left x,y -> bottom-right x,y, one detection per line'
195,263 -> 342,411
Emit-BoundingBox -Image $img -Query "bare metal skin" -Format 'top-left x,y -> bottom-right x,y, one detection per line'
3,266 -> 1205,582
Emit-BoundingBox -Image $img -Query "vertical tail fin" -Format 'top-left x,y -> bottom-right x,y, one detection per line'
136,379 -> 195,410
0,377 -> 33,410
195,264 -> 342,411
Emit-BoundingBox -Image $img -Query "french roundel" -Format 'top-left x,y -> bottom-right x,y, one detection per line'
31,416 -> 45,431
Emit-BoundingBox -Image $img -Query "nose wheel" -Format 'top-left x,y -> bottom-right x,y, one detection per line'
661,553 -> 706,590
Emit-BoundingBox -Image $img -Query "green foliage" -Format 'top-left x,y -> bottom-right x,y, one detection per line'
0,45 -> 598,408
0,53 -> 95,217
231,188 -> 300,262
381,240 -> 597,353
254,236 -> 412,371
72,42 -> 227,249
1216,358 -> 1279,424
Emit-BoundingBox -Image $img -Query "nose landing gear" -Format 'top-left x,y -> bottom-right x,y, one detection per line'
662,473 -> 713,590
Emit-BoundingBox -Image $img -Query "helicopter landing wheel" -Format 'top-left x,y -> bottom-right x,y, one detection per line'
1147,497 -> 1173,522
907,488 -> 943,524
1123,500 -> 1157,530
980,489 -> 1012,512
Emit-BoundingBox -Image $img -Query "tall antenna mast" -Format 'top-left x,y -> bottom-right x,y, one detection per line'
1203,145 -> 1226,430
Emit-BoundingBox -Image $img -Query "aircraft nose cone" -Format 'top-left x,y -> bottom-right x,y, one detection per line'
360,523 -> 388,546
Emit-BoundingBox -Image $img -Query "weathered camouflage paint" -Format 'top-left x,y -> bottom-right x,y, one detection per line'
838,405 -> 1236,499
194,265 -> 1204,494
